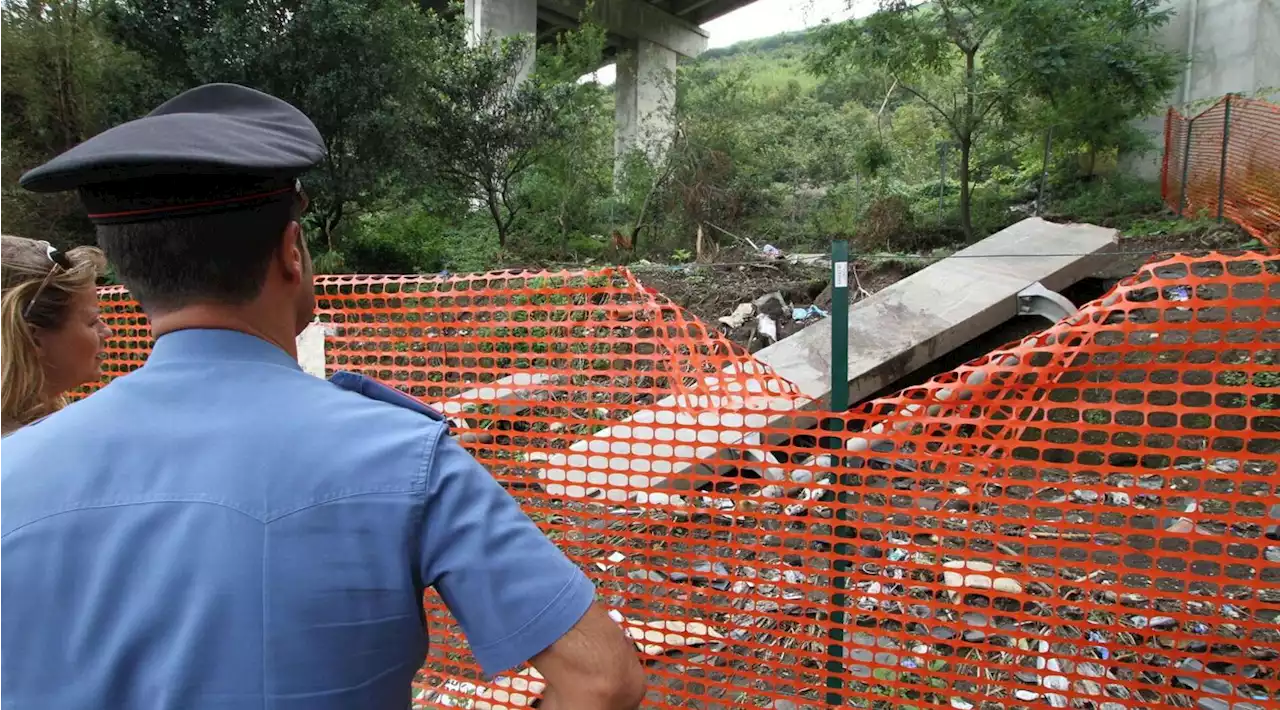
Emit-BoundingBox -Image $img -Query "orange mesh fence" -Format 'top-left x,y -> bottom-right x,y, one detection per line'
90,252 -> 1279,710
1162,96 -> 1280,247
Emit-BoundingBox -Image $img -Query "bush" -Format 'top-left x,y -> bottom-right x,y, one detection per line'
855,194 -> 913,249
807,180 -> 867,242
1049,175 -> 1166,230
345,229 -> 446,274
338,207 -> 452,274
967,179 -> 1025,238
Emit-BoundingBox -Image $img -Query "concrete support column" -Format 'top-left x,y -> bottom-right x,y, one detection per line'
614,38 -> 678,175
465,0 -> 538,83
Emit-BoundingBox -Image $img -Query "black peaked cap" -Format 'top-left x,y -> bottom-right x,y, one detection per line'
18,83 -> 327,225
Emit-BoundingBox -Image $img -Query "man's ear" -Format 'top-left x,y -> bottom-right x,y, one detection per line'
279,221 -> 304,284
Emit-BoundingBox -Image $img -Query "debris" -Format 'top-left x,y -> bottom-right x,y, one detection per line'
761,244 -> 783,259
791,304 -> 828,320
718,303 -> 754,330
784,253 -> 829,267
753,291 -> 786,311
756,313 -> 778,343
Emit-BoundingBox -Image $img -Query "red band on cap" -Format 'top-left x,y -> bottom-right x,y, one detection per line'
86,184 -> 296,221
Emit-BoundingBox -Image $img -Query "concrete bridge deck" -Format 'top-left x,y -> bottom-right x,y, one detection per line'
426,0 -> 750,168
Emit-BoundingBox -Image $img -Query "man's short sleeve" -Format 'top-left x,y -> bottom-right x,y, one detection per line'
417,430 -> 597,678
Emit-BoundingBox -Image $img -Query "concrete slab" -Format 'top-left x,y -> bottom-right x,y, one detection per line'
429,372 -> 561,420
754,218 -> 1118,406
295,322 -> 328,378
531,218 -> 1117,502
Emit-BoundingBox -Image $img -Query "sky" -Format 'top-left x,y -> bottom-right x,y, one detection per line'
585,0 -> 880,84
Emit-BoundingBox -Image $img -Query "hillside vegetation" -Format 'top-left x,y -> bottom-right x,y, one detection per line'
2,0 -> 1256,279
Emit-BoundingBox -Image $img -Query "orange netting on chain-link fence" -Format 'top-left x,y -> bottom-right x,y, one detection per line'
90,251 -> 1279,710
1162,96 -> 1280,247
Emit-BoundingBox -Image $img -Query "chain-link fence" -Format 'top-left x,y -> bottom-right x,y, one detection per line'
87,252 -> 1280,709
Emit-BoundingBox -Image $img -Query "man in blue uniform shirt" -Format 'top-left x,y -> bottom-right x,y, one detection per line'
1,83 -> 644,709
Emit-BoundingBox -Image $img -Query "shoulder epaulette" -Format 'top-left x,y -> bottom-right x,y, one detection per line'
328,371 -> 449,427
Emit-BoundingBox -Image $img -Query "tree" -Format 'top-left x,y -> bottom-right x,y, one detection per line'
102,0 -> 439,245
809,0 -> 1180,239
988,0 -> 1180,176
411,15 -> 605,250
1,0 -> 166,247
809,0 -> 1025,240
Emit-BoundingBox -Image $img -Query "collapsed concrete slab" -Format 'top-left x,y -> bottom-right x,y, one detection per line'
752,218 -> 1118,405
531,218 -> 1118,502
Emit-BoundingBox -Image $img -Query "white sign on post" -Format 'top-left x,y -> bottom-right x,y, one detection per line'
833,261 -> 849,289
295,321 -> 327,378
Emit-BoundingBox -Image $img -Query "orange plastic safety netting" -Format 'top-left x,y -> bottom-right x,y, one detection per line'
1163,96 -> 1280,247
89,251 -> 1279,710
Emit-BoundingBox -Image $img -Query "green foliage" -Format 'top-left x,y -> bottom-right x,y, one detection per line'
411,13 -> 606,249
319,203 -> 503,275
809,0 -> 1028,239
809,0 -> 1182,240
341,210 -> 449,274
699,29 -> 811,62
1,0 -> 166,247
0,0 -> 1195,276
992,0 -> 1182,166
1048,175 -> 1171,231
854,137 -> 894,179
101,0 -> 441,243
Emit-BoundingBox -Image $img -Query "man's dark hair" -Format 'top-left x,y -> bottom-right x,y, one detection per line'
96,197 -> 301,313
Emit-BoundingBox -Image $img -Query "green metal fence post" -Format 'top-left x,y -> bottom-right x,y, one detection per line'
1178,115 -> 1195,218
824,240 -> 851,706
1217,95 -> 1232,223
830,243 -> 849,412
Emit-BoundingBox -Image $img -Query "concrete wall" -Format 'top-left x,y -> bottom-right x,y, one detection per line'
1125,0 -> 1280,180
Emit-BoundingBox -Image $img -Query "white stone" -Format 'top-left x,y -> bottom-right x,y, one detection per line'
993,577 -> 1022,593
964,574 -> 992,589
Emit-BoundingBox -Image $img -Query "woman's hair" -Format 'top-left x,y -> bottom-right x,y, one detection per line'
1,235 -> 108,433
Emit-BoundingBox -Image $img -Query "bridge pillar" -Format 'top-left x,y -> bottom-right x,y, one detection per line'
614,38 -> 677,178
465,0 -> 538,83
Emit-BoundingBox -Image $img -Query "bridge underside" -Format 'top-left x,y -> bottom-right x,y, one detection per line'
423,0 -> 737,170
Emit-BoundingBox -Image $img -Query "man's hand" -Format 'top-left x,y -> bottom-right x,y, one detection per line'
528,602 -> 646,709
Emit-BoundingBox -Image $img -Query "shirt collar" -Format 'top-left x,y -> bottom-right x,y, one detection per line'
145,328 -> 303,371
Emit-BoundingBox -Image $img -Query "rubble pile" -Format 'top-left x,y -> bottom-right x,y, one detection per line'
715,289 -> 829,353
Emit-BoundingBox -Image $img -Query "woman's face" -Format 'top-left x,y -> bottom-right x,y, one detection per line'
36,286 -> 112,396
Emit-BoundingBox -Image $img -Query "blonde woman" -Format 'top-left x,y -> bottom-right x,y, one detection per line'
1,235 -> 112,434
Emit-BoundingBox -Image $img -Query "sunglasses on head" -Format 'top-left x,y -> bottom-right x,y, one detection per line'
22,243 -> 74,321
